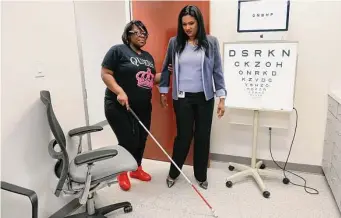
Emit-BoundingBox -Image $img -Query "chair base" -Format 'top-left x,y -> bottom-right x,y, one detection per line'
225,161 -> 286,198
49,197 -> 133,218
66,202 -> 133,218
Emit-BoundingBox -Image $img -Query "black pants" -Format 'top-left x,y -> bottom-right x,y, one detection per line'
105,99 -> 152,166
168,92 -> 214,182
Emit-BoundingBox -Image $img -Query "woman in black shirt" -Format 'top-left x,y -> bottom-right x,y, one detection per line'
101,20 -> 160,191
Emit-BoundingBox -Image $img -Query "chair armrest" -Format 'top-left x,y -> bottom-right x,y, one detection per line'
1,181 -> 38,218
68,125 -> 103,137
74,149 -> 118,166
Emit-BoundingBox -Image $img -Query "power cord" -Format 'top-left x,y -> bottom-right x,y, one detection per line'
268,107 -> 319,195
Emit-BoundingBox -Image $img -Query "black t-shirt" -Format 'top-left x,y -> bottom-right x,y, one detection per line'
102,44 -> 156,107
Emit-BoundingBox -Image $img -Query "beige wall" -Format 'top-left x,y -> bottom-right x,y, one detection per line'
1,1 -> 127,217
210,0 -> 341,166
1,2 -> 85,217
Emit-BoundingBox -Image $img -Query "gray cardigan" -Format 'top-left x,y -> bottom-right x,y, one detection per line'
159,35 -> 227,101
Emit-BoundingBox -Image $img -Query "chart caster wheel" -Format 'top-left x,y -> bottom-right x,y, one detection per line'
226,181 -> 233,188
228,165 -> 235,171
124,205 -> 133,213
260,164 -> 266,169
283,178 -> 290,184
263,191 -> 270,198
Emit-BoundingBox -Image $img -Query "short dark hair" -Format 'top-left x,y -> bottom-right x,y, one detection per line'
122,20 -> 148,45
176,5 -> 208,55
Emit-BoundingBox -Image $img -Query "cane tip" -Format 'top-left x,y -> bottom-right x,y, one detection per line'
211,209 -> 219,218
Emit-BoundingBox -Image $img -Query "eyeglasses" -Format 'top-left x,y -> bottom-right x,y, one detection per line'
129,31 -> 148,38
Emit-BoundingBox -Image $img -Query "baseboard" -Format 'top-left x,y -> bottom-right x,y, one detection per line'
95,120 -> 323,175
210,153 -> 323,175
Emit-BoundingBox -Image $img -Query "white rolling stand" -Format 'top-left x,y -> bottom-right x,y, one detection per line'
225,110 -> 289,198
222,41 -> 298,198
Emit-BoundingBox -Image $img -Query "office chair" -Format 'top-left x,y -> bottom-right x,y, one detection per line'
40,90 -> 138,218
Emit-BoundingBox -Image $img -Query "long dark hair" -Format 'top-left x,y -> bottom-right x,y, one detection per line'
122,20 -> 148,45
176,5 -> 208,55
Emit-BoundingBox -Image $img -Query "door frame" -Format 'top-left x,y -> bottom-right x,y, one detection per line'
74,0 -> 133,150
73,1 -> 92,150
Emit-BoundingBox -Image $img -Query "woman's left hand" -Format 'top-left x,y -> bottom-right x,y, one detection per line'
217,99 -> 225,118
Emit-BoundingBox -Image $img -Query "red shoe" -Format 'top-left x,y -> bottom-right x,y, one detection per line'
130,166 -> 152,181
117,172 -> 131,191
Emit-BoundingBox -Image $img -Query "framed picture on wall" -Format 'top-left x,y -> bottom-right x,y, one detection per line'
237,0 -> 290,32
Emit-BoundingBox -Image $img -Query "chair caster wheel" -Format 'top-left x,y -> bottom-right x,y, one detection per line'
260,164 -> 266,169
283,178 -> 290,184
226,181 -> 233,188
124,205 -> 133,213
263,191 -> 270,198
228,165 -> 235,171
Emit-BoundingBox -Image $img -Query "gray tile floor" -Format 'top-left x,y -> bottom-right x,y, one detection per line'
93,159 -> 341,218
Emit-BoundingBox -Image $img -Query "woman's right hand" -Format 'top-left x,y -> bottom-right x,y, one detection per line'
168,64 -> 173,74
160,94 -> 168,108
117,91 -> 129,110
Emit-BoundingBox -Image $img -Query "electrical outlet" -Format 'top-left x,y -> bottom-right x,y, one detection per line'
35,72 -> 45,78
35,64 -> 45,78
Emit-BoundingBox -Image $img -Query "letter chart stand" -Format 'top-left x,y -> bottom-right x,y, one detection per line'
225,110 -> 289,198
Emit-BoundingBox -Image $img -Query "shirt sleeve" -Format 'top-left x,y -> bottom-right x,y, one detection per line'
212,37 -> 227,97
101,45 -> 120,72
159,38 -> 174,94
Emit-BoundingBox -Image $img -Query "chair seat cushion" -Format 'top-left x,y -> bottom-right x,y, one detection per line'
69,145 -> 137,183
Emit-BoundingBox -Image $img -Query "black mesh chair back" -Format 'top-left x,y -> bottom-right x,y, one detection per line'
40,90 -> 69,197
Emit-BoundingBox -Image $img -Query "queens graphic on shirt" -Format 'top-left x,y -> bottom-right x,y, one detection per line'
136,67 -> 155,90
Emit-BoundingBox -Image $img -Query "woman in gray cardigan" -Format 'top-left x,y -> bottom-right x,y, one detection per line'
159,5 -> 227,189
